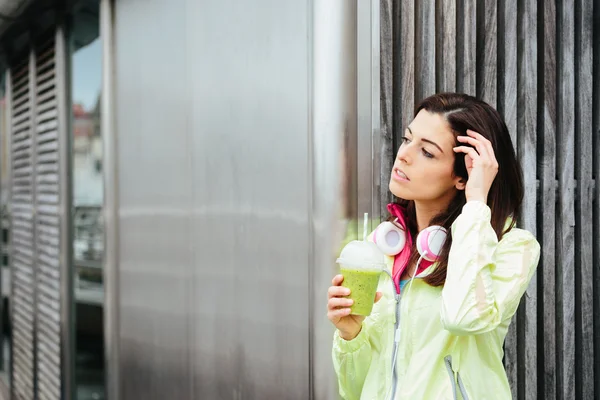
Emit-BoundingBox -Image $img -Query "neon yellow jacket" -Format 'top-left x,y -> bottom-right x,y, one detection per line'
332,201 -> 540,400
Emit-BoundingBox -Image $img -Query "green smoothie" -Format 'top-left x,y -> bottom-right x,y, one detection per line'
340,267 -> 381,316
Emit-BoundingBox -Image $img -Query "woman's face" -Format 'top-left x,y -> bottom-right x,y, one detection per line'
389,110 -> 465,204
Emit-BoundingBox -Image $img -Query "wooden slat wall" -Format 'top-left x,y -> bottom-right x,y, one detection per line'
380,1 -> 599,398
541,1 -> 557,398
517,2 -> 537,399
557,2 -> 576,400
594,1 -> 600,396
575,2 -> 594,399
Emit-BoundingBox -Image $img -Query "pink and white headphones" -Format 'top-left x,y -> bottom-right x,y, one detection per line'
372,219 -> 447,262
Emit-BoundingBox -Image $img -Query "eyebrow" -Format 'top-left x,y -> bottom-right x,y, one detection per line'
407,126 -> 444,154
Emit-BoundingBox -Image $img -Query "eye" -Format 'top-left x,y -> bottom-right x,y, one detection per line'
400,136 -> 411,145
422,149 -> 434,159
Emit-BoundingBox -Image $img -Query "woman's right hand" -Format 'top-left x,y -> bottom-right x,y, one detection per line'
327,274 -> 382,341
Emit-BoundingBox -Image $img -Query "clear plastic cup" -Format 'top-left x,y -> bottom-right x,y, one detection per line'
336,240 -> 386,316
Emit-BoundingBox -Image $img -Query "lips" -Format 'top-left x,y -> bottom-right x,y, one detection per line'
393,168 -> 410,182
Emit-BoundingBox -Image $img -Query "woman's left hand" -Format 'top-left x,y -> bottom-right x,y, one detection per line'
453,129 -> 499,204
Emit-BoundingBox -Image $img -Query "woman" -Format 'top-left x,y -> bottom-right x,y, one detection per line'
328,93 -> 540,400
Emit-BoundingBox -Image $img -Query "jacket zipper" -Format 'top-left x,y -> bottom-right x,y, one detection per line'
389,291 -> 401,400
444,356 -> 469,400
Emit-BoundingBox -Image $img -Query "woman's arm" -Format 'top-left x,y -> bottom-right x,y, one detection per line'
440,201 -> 540,335
332,295 -> 386,399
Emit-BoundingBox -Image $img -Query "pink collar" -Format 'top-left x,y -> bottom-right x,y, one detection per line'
387,203 -> 433,293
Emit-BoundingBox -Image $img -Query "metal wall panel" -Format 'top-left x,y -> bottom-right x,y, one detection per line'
100,0 -> 119,398
312,1 -> 378,398
112,1 -> 312,398
109,0 -> 376,398
357,0 -> 382,226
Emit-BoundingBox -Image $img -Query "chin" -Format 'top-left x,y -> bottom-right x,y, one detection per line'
389,180 -> 414,200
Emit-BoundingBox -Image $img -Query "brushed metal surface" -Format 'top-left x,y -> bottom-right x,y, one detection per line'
100,0 -> 119,398
109,0 -> 376,398
112,1 -> 313,398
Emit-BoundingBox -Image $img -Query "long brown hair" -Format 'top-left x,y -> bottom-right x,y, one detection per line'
394,93 -> 524,287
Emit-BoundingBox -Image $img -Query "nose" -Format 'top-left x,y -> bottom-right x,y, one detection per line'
396,144 -> 411,165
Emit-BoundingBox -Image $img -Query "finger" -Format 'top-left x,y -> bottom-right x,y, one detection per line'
464,154 -> 474,170
456,135 -> 490,158
466,129 -> 492,146
466,130 -> 496,161
332,274 -> 344,286
374,291 -> 383,303
328,285 -> 351,299
453,146 -> 480,161
328,308 -> 351,320
328,297 -> 354,310
459,136 -> 498,168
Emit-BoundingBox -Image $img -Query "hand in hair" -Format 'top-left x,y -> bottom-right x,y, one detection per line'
453,129 -> 499,204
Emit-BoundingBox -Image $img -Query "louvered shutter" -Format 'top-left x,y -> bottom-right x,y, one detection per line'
8,27 -> 72,400
9,52 -> 36,400
34,38 -> 62,400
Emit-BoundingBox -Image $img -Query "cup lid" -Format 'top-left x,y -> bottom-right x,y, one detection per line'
336,240 -> 386,270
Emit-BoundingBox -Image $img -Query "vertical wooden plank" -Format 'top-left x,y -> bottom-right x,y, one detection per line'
503,174 -> 519,397
397,0 -> 414,134
380,0 -> 395,212
575,0 -> 594,398
541,0 -> 557,398
477,0 -> 497,107
499,1 -> 519,397
557,1 -> 576,398
456,0 -> 476,95
415,0 -> 435,101
517,1 -> 538,399
436,0 -> 456,92
593,0 -> 600,394
498,0 -> 518,149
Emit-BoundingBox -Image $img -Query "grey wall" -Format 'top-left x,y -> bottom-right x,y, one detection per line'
380,1 -> 600,399
113,1 -> 310,398
109,0 -> 377,399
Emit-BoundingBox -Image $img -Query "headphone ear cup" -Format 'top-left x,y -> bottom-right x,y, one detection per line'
416,226 -> 447,262
373,221 -> 406,256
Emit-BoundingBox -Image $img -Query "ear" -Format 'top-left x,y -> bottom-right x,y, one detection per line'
454,176 -> 466,191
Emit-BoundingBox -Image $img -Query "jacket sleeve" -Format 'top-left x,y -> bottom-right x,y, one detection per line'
332,313 -> 384,400
440,201 -> 540,336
